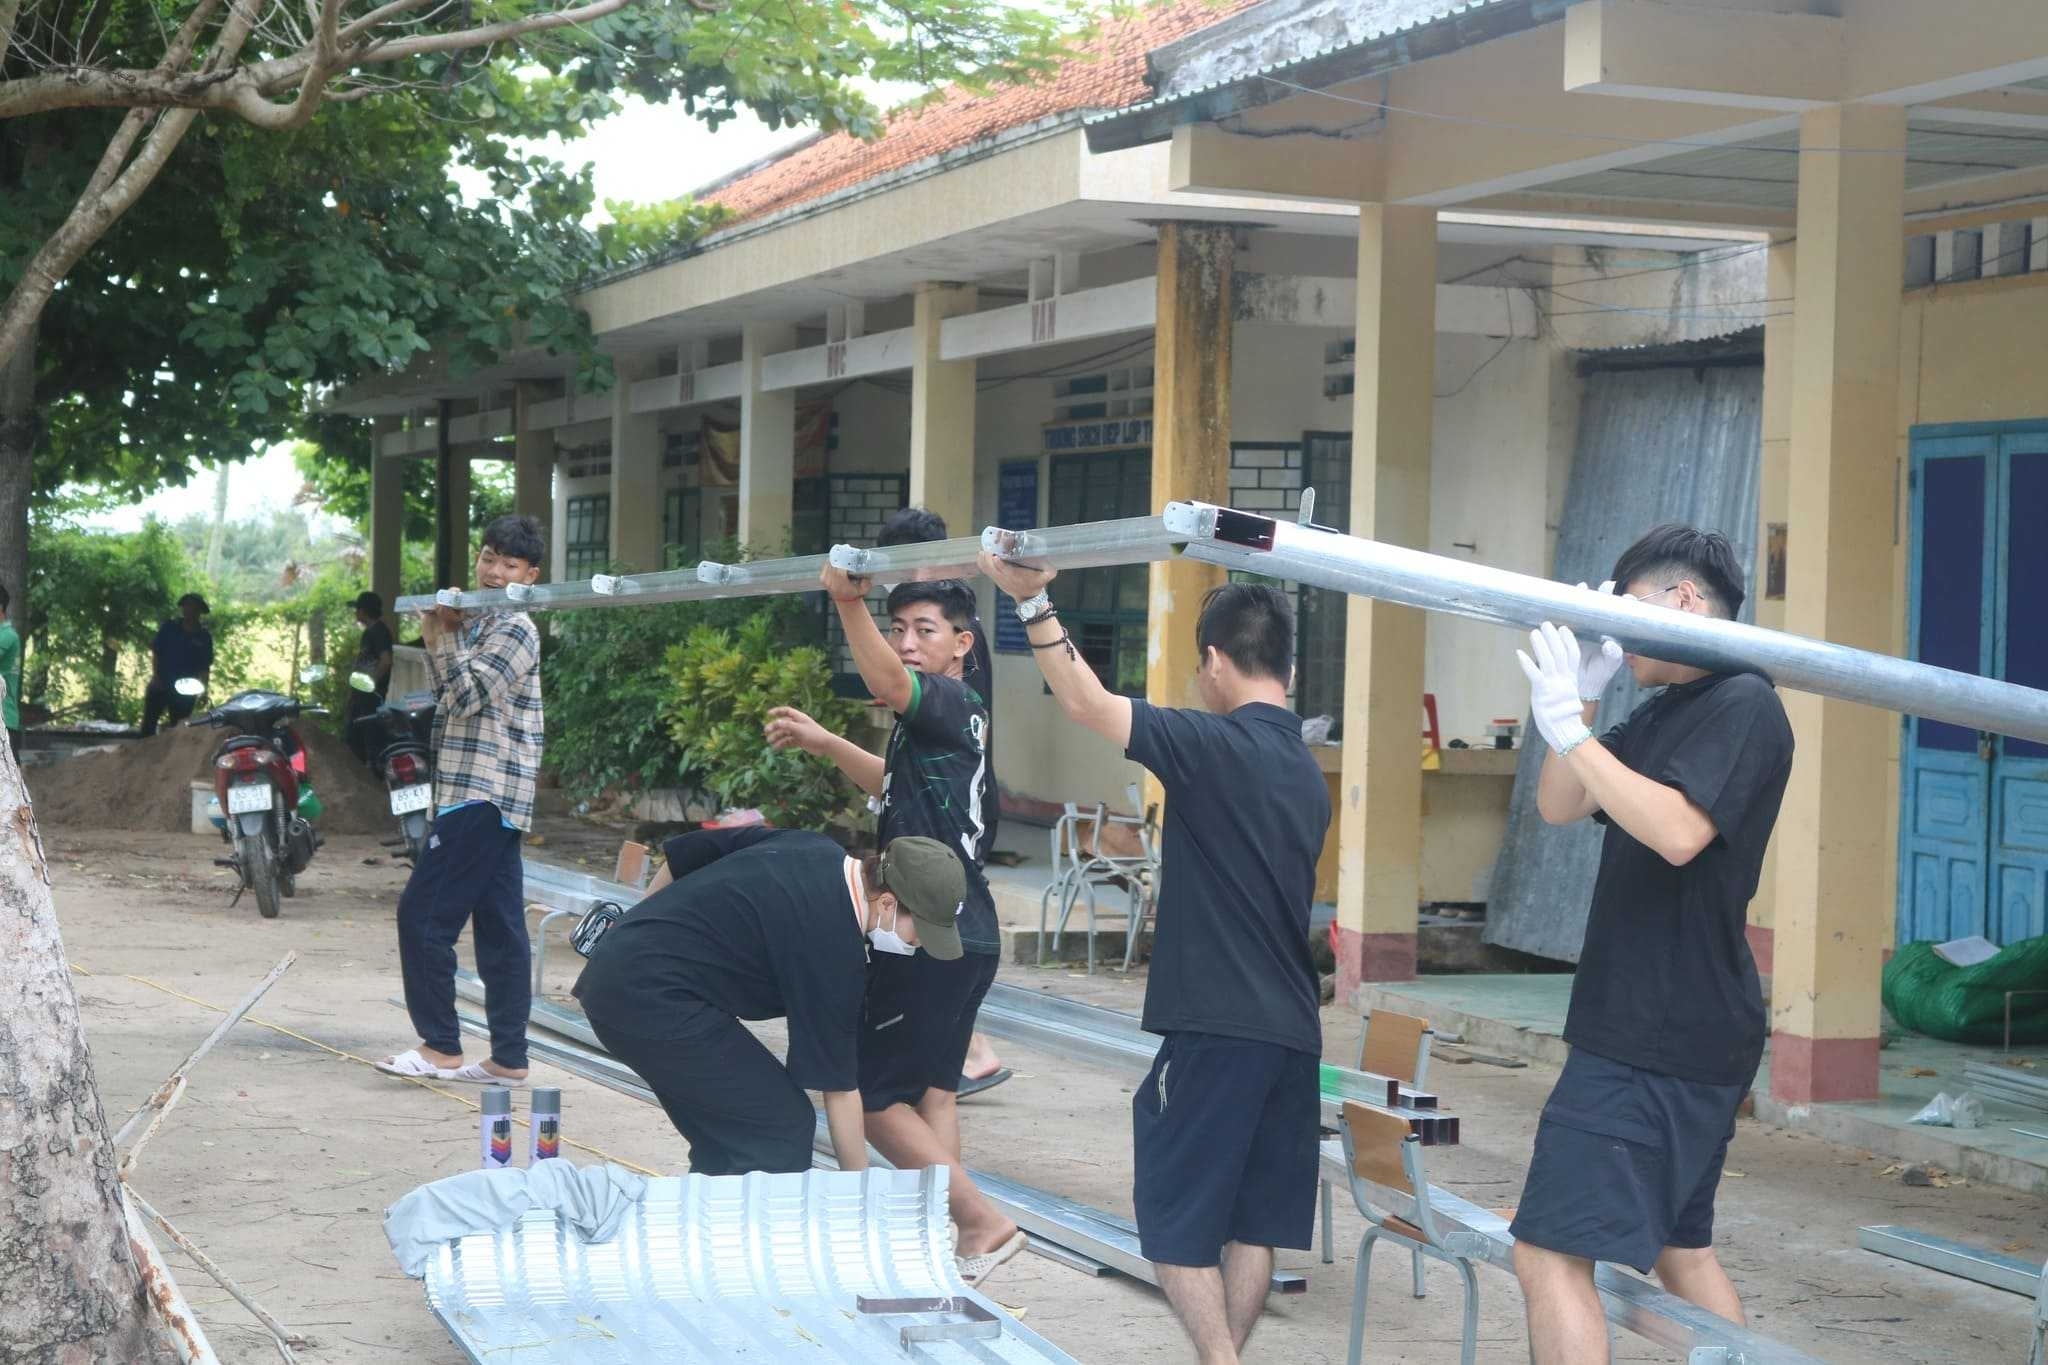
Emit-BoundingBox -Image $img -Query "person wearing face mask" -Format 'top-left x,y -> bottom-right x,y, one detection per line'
573,827 -> 964,1177
760,567 -> 1024,1284
1507,524 -> 1794,1365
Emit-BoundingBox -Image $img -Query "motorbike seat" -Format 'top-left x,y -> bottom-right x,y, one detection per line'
221,734 -> 269,754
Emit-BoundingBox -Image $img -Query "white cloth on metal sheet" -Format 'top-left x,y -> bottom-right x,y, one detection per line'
385,1160 -> 647,1277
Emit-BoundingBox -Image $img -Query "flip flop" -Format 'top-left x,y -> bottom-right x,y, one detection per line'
373,1048 -> 445,1079
956,1230 -> 1029,1287
437,1061 -> 528,1088
957,1068 -> 1013,1099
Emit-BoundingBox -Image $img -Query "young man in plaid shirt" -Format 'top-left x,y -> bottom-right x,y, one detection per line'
378,515 -> 547,1087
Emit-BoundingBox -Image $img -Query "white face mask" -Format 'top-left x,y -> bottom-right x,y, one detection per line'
868,925 -> 916,956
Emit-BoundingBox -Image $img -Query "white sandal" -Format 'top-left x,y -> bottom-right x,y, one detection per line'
956,1230 -> 1028,1286
373,1048 -> 444,1078
438,1060 -> 528,1088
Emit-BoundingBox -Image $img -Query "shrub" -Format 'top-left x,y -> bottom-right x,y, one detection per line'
661,613 -> 864,832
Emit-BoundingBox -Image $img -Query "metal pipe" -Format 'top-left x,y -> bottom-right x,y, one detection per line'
1169,502 -> 2048,744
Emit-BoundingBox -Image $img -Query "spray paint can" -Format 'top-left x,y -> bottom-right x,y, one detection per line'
480,1089 -> 515,1170
529,1087 -> 562,1163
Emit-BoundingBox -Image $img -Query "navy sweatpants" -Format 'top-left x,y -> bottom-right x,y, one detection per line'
396,802 -> 529,1069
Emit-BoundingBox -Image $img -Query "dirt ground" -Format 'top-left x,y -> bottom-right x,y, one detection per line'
39,813 -> 2046,1364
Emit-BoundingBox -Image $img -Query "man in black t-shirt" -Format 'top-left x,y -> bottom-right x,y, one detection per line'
1508,525 -> 1793,1365
876,505 -> 1008,1091
346,591 -> 396,766
571,828 -> 964,1176
763,570 -> 1023,1284
980,556 -> 1326,1365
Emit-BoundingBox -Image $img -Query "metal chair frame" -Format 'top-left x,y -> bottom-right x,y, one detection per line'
1321,1010 -> 1435,1266
1340,1105 -> 1484,1365
1036,791 -> 1159,973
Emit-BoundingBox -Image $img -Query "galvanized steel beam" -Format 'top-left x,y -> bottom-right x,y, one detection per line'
413,499 -> 2047,741
1355,1177 -> 1826,1363
1172,504 -> 2048,744
1858,1225 -> 2047,1297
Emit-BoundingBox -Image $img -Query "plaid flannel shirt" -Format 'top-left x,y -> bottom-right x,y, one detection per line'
424,609 -> 544,832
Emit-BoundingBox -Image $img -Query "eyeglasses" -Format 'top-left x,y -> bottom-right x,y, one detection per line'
1625,583 -> 1683,605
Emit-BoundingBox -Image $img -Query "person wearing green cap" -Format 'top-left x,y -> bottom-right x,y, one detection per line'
572,826 -> 964,1176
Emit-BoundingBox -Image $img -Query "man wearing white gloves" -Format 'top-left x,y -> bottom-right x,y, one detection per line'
1506,525 -> 1795,1364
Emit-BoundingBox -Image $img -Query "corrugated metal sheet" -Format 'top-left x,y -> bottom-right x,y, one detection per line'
1482,359 -> 1763,963
423,1168 -> 1079,1363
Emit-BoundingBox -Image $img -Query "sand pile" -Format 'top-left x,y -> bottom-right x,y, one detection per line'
33,718 -> 397,837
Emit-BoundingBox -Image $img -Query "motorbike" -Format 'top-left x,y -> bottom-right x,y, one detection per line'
182,666 -> 329,919
348,669 -> 437,863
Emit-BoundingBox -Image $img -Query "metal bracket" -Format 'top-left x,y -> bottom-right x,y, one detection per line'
856,1295 -> 1001,1347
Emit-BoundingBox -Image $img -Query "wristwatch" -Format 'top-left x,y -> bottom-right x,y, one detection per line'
1014,591 -> 1053,623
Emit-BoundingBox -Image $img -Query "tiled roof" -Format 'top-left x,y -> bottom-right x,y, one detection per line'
702,0 -> 1260,224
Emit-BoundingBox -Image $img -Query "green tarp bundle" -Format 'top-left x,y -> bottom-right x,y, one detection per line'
1882,935 -> 2048,1044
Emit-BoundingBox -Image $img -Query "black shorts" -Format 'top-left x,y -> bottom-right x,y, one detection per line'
859,949 -> 1000,1112
1132,1031 -> 1321,1267
1510,1048 -> 1746,1274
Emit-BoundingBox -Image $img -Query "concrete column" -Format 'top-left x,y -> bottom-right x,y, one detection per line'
1335,204 -> 1437,995
369,416 -> 404,611
739,322 -> 798,550
1145,223 -> 1234,718
609,356 -> 665,573
513,383 -> 553,549
1772,104 -> 1906,1106
433,401 -> 471,590
909,284 -> 979,538
1747,239 -> 1796,979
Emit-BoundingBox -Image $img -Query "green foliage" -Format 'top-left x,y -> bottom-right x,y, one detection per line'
25,521 -> 195,720
541,545 -> 817,799
596,197 -> 735,269
661,614 -> 862,831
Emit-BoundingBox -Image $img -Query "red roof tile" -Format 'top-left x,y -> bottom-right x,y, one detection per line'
702,0 -> 1259,225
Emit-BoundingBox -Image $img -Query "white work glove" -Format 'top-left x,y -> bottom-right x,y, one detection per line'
1575,580 -> 1625,702
1518,622 -> 1593,756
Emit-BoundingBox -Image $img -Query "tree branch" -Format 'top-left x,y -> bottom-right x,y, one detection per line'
345,0 -> 640,64
0,0 -> 26,70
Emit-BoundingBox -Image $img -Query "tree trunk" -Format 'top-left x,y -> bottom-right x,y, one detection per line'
307,609 -> 327,666
0,741 -> 178,1359
204,464 -> 229,585
0,313 -> 34,619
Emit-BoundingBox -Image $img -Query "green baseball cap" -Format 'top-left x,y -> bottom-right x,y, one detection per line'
877,836 -> 966,961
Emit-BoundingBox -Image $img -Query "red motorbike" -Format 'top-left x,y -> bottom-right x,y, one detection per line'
182,667 -> 328,919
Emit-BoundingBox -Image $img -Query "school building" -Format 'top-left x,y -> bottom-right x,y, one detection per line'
335,0 -> 2048,1107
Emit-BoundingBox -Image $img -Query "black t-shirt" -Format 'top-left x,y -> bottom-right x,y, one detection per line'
357,619 -> 395,697
1566,671 -> 1793,1086
877,669 -> 998,955
1125,700 -> 1328,1055
571,827 -> 868,1092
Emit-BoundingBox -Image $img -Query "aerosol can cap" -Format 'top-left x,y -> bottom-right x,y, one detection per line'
530,1087 -> 561,1117
481,1089 -> 513,1117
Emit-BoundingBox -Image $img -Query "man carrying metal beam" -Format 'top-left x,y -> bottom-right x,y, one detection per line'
378,515 -> 547,1088
761,566 -> 1025,1285
981,553 -> 1326,1365
873,505 -> 1010,1096
571,827 -> 965,1177
1507,526 -> 1793,1365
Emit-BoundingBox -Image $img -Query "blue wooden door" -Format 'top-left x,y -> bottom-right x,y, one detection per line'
1899,437 -> 1997,943
1989,435 -> 2048,942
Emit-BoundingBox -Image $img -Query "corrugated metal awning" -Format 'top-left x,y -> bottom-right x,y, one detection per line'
423,1168 -> 1080,1363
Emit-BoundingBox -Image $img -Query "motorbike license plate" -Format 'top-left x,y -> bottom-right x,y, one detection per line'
226,783 -> 272,815
390,784 -> 434,816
